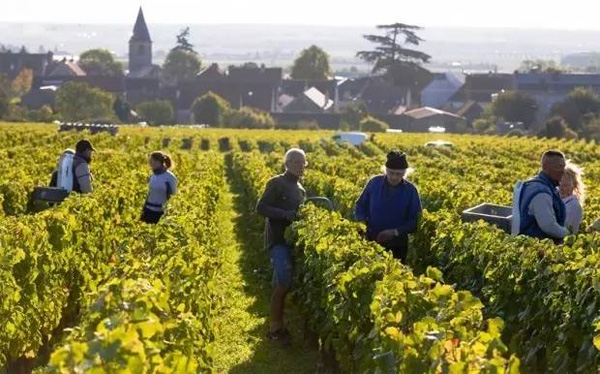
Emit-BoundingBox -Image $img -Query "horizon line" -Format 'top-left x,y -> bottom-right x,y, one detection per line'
1,20 -> 600,32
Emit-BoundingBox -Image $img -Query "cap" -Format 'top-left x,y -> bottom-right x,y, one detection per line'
385,151 -> 408,170
75,139 -> 96,153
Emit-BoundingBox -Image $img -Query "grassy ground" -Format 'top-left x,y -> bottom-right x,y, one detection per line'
212,176 -> 322,373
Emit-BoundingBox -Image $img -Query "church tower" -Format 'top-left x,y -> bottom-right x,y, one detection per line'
129,7 -> 152,74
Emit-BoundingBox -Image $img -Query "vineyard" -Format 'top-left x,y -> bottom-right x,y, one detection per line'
0,122 -> 598,373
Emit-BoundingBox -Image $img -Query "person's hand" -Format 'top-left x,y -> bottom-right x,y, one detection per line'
376,229 -> 396,243
284,210 -> 297,221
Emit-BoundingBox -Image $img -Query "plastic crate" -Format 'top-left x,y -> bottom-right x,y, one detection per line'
462,203 -> 512,233
32,187 -> 70,203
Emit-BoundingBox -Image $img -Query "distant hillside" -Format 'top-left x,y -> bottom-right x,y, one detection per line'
2,23 -> 600,73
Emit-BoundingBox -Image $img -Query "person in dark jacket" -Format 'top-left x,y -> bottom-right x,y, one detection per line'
72,140 -> 95,194
256,148 -> 306,346
355,151 -> 422,262
141,151 -> 178,224
516,150 -> 568,242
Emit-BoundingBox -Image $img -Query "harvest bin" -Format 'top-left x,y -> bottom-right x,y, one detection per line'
32,187 -> 69,203
461,203 -> 512,233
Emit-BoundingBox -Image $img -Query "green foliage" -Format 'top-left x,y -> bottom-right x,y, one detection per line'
289,206 -> 519,373
540,116 -> 578,139
10,68 -> 33,98
491,91 -> 538,128
290,45 -> 332,80
173,27 -> 195,53
4,104 -> 29,122
136,100 -> 175,126
276,119 -> 320,130
357,23 -> 432,88
579,114 -> 600,142
341,100 -> 368,130
28,105 -> 55,123
228,107 -> 275,129
2,126 -> 600,373
0,143 -> 226,372
191,92 -> 231,126
79,49 -> 124,77
413,214 -> 600,373
56,82 -> 115,122
163,49 -> 201,85
551,87 -> 600,133
360,115 -> 389,132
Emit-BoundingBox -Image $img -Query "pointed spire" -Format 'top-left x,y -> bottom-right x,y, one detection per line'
130,7 -> 151,43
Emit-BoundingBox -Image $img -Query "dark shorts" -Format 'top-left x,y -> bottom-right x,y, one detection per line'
270,244 -> 293,288
141,207 -> 163,224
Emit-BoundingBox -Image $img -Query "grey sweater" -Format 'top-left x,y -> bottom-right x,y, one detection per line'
256,172 -> 306,250
528,193 -> 569,239
145,170 -> 178,212
73,155 -> 93,194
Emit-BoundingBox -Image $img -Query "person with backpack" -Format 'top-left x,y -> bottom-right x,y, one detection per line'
72,140 -> 95,194
354,151 -> 422,263
50,139 -> 95,194
141,151 -> 177,224
256,148 -> 307,347
512,150 -> 568,242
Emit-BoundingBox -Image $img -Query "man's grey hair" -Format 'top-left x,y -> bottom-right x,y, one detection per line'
284,148 -> 306,164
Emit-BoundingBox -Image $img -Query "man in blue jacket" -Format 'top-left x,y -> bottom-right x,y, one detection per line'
355,151 -> 422,262
516,150 -> 568,242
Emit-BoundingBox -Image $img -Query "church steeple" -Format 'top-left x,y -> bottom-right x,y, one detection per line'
130,7 -> 151,43
129,6 -> 153,74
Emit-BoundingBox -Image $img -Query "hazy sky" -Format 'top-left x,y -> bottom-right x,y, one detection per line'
2,0 -> 600,29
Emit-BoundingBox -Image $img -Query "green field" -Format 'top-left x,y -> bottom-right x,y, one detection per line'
0,123 -> 598,373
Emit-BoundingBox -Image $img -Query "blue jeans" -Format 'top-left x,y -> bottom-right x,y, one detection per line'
270,245 -> 293,288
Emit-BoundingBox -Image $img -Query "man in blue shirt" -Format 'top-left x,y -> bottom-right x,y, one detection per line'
515,150 -> 568,243
355,151 -> 422,262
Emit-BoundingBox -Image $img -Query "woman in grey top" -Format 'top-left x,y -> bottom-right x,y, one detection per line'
559,162 -> 585,234
141,151 -> 178,224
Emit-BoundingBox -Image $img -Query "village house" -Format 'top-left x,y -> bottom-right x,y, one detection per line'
0,50 -> 54,79
514,72 -> 600,130
420,72 -> 465,109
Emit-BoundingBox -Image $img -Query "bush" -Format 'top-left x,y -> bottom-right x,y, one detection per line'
540,116 -> 578,139
228,107 -> 275,129
491,91 -> 538,128
191,92 -> 232,126
579,114 -> 600,141
360,116 -> 389,132
341,100 -> 367,130
28,105 -> 55,123
136,100 -> 175,126
473,117 -> 497,134
3,104 -> 28,122
56,82 -> 115,122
